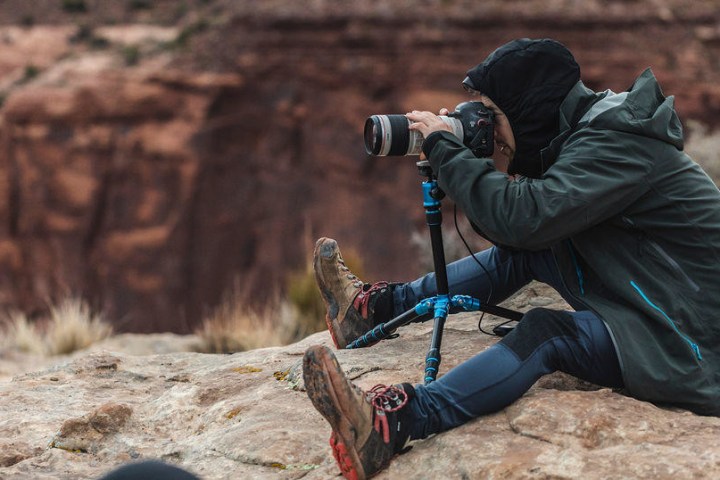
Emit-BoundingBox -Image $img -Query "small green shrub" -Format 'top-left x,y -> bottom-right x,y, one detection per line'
23,65 -> 39,81
20,15 -> 35,27
69,24 -> 109,49
122,46 -> 140,66
128,0 -> 152,10
90,37 -> 110,49
286,267 -> 325,335
172,19 -> 209,48
62,0 -> 87,13
70,24 -> 92,43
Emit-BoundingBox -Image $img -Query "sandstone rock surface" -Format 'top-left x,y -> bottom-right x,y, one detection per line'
1,284 -> 719,479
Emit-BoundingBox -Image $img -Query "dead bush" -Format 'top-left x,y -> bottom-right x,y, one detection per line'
1,297 -> 112,356
195,286 -> 296,354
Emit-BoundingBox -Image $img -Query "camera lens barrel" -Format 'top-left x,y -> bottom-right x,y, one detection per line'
364,114 -> 464,157
364,114 -> 420,156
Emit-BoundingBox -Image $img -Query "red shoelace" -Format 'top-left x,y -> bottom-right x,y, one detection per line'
367,384 -> 408,444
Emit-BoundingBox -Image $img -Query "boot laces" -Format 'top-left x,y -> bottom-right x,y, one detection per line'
338,256 -> 363,287
352,282 -> 389,319
367,384 -> 408,444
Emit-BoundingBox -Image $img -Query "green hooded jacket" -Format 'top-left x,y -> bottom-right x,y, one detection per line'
426,69 -> 720,415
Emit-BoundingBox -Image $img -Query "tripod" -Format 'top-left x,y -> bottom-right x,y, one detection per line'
346,161 -> 523,384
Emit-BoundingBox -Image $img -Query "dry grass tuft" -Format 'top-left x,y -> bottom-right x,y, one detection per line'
1,311 -> 45,355
195,287 -> 296,354
45,297 -> 113,356
1,297 -> 113,356
198,246 -> 368,354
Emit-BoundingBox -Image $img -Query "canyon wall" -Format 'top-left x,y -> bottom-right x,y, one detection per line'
1,0 -> 720,331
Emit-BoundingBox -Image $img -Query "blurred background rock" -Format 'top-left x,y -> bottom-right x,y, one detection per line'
0,0 -> 719,340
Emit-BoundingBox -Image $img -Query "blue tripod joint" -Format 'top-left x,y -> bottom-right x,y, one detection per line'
433,294 -> 450,320
414,295 -> 451,319
451,295 -> 482,312
424,347 -> 442,384
414,298 -> 435,316
345,322 -> 390,349
422,180 -> 441,209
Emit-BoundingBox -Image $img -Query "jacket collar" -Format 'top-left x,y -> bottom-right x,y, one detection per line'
539,81 -> 604,171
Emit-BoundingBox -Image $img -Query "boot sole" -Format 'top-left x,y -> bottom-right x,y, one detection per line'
304,345 -> 367,480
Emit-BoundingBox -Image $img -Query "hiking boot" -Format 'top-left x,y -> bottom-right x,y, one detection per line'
313,238 -> 394,349
303,345 -> 414,480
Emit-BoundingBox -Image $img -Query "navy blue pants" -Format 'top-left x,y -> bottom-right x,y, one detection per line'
392,247 -> 624,439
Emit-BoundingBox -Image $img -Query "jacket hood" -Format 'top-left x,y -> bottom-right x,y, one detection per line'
464,38 -> 580,178
584,68 -> 683,148
542,68 -> 684,171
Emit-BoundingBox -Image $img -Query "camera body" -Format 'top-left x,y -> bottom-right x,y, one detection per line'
364,101 -> 495,158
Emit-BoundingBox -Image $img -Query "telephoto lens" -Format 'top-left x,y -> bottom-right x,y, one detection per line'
364,114 -> 463,156
363,102 -> 493,157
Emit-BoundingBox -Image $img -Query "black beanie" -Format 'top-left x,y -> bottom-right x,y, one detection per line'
463,39 -> 580,178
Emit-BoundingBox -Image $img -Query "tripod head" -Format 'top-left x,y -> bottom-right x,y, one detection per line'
416,160 -> 434,178
417,160 -> 445,202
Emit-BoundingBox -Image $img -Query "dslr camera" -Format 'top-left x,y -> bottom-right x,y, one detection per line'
364,101 -> 495,158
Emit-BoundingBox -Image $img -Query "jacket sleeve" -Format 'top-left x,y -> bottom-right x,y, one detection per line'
427,129 -> 654,250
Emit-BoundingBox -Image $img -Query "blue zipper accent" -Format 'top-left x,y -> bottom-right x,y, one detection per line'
566,241 -> 585,295
630,281 -> 702,361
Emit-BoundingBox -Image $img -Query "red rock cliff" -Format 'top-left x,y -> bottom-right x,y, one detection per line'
1,0 -> 720,331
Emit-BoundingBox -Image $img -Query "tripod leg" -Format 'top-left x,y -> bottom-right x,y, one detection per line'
423,179 -> 449,384
345,307 -> 424,349
424,316 -> 446,384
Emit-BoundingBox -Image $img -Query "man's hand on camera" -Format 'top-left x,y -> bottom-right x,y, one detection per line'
407,110 -> 452,139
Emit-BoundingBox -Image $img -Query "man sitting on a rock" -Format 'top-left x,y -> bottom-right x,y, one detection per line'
303,38 -> 720,480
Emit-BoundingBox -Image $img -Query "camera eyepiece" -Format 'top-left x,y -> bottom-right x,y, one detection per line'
363,102 -> 494,158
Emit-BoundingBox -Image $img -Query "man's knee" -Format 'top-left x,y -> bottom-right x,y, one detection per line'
499,308 -> 579,361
